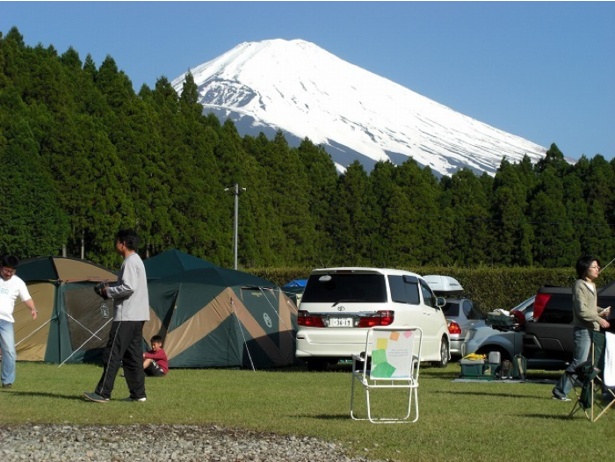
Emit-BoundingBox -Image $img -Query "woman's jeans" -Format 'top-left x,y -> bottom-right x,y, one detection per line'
553,327 -> 591,398
0,319 -> 17,385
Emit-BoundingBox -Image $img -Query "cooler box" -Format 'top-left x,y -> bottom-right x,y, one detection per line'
459,359 -> 485,378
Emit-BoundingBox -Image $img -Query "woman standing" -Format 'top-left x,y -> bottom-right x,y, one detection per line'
552,255 -> 610,401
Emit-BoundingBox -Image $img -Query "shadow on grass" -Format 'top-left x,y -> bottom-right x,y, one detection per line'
7,391 -> 90,402
317,410 -> 582,421
435,389 -> 552,400
523,413 -> 579,421
294,413 -> 350,420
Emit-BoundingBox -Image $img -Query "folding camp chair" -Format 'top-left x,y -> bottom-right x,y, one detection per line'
350,326 -> 423,423
568,330 -> 615,422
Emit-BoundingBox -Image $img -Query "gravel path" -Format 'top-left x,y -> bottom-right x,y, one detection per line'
0,424 -> 387,462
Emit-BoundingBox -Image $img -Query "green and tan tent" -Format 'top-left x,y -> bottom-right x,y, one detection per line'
14,256 -> 116,363
13,251 -> 298,369
143,250 -> 298,369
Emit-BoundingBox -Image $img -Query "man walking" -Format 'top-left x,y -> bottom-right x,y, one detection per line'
0,255 -> 38,389
84,229 -> 150,402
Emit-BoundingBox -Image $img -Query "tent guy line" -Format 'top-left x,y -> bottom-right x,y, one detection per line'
58,318 -> 113,368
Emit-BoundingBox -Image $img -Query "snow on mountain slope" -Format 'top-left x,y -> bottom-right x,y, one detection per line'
171,39 -> 546,177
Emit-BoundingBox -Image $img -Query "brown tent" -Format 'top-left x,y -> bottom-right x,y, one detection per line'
14,256 -> 116,363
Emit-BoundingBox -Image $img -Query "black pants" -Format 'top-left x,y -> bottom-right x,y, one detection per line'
95,321 -> 145,400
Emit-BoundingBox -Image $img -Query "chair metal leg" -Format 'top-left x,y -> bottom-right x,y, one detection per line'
351,377 -> 419,423
567,339 -> 615,422
591,377 -> 615,422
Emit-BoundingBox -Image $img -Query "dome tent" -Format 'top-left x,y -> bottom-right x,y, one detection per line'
14,256 -> 116,363
142,250 -> 298,369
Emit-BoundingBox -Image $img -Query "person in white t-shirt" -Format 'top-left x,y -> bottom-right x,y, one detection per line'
0,255 -> 38,389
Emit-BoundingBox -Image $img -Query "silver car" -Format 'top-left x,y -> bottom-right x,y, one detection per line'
461,296 -> 535,361
442,298 -> 487,357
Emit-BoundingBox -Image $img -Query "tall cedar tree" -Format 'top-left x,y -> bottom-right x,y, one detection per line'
330,161 -> 371,265
0,91 -> 69,256
490,159 -> 534,266
440,168 -> 492,266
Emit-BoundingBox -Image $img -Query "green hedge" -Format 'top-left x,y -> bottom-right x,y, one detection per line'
248,266 -> 615,314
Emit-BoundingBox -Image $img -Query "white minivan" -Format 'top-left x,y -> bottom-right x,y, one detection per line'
295,267 -> 451,370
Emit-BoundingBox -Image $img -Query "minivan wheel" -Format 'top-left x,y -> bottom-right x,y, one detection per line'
306,358 -> 329,371
433,338 -> 450,368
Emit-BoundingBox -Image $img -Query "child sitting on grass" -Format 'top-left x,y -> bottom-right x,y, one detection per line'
143,335 -> 169,377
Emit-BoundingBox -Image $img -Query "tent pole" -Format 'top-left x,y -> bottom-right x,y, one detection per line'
231,297 -> 256,371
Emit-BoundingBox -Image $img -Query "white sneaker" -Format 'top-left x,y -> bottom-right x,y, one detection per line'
123,396 -> 146,402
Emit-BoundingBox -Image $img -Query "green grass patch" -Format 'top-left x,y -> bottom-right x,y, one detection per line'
1,362 -> 614,461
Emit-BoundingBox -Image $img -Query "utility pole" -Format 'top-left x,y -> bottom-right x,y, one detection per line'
224,183 -> 246,269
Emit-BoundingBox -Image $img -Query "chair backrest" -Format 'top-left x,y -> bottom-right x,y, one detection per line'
365,327 -> 422,380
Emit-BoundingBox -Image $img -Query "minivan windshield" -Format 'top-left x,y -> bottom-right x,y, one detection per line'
301,273 -> 387,304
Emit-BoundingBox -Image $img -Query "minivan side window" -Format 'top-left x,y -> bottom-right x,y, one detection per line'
420,280 -> 437,308
388,275 -> 420,304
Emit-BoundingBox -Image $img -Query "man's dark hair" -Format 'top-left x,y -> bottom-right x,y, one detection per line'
151,335 -> 164,346
115,229 -> 139,251
576,255 -> 599,279
1,255 -> 20,268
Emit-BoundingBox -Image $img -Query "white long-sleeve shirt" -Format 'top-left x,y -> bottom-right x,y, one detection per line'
106,253 -> 150,322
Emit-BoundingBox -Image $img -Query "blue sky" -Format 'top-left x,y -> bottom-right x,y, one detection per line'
1,1 -> 613,162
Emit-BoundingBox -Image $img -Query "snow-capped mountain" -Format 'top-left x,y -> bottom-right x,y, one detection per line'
171,39 -> 546,177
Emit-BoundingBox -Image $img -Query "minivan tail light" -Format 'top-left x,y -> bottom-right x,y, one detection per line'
533,293 -> 551,321
297,310 -> 326,328
448,320 -> 462,335
358,310 -> 394,327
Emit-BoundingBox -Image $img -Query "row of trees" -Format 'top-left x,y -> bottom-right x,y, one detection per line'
1,27 -> 614,269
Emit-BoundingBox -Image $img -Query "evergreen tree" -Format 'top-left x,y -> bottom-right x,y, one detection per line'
535,143 -> 570,175
562,168 -> 589,258
528,166 -> 576,266
569,155 -> 615,260
240,131 -> 287,267
366,161 -> 398,266
440,168 -> 491,265
176,75 -> 227,262
490,159 -> 534,265
265,132 -> 317,264
0,92 -> 69,256
585,155 -> 615,223
296,138 -> 339,265
392,159 -> 448,265
329,161 -> 371,265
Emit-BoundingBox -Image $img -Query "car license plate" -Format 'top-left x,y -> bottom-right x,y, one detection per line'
329,317 -> 353,327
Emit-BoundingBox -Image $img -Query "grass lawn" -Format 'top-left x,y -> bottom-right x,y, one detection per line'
1,361 -> 614,461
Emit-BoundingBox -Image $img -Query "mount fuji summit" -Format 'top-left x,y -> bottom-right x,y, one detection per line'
171,39 -> 546,177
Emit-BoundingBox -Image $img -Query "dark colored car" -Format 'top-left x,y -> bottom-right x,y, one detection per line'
522,282 -> 615,370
